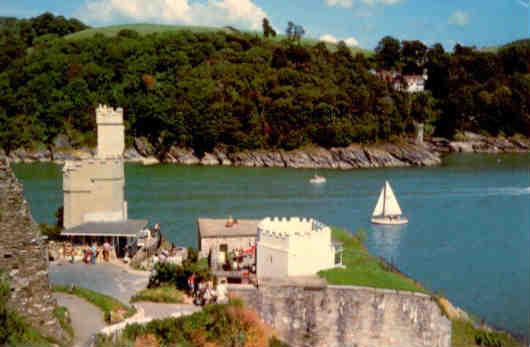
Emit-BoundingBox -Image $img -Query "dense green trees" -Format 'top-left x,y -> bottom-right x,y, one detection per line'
0,14 -> 528,155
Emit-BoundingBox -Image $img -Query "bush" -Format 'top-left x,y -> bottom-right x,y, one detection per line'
95,302 -> 290,347
131,286 -> 184,304
475,331 -> 505,347
149,258 -> 209,290
39,224 -> 63,241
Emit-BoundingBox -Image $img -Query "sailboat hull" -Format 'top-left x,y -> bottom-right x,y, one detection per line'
371,217 -> 408,225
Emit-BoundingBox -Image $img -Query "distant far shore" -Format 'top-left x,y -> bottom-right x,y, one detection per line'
2,132 -> 529,170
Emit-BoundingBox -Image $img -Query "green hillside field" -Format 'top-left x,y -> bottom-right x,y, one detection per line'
65,23 -> 372,55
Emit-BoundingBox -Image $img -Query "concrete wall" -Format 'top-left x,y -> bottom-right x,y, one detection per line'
229,284 -> 451,347
63,104 -> 127,229
63,160 -> 126,228
0,158 -> 65,341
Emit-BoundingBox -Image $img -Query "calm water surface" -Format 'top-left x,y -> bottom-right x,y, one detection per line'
12,154 -> 530,338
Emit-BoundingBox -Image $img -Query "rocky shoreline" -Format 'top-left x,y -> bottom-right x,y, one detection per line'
2,132 -> 529,169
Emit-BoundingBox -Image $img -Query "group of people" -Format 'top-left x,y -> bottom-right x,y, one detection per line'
80,241 -> 113,264
187,273 -> 228,306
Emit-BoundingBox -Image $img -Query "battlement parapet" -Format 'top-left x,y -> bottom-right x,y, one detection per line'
96,104 -> 123,125
258,216 -> 330,239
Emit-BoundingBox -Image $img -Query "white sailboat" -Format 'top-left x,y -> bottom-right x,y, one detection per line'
371,181 -> 408,225
309,169 -> 326,184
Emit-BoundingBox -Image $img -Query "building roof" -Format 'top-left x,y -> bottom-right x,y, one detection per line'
197,218 -> 259,238
61,220 -> 148,237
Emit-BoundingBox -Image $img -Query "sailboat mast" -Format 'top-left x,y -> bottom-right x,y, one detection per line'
383,182 -> 387,216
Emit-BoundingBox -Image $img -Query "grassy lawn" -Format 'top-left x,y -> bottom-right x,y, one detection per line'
53,285 -> 136,324
318,227 -> 426,293
131,286 -> 185,304
452,319 -> 523,347
65,23 -> 372,56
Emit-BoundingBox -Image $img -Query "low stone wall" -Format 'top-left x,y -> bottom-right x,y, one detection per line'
229,283 -> 451,347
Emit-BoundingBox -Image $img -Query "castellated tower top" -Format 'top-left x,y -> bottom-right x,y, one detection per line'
96,104 -> 123,125
96,104 -> 125,158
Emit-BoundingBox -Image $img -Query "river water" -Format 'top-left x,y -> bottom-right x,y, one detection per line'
12,153 -> 530,338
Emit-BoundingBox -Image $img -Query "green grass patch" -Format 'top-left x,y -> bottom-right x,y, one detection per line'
53,285 -> 136,324
131,286 -> 185,304
53,306 -> 74,343
65,23 -> 372,56
452,319 -> 522,347
318,227 -> 426,293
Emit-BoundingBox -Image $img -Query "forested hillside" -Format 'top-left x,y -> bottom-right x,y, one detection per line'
0,13 -> 529,155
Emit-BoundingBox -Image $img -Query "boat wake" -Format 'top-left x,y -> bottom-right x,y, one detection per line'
484,187 -> 530,196
450,186 -> 530,197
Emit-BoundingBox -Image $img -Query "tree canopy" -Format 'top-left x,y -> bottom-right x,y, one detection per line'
0,15 -> 528,154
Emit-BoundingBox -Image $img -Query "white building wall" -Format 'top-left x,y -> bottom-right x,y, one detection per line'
286,229 -> 335,277
257,239 -> 289,279
256,217 -> 336,279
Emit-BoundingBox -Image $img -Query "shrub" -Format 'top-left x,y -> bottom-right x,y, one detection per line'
131,286 -> 184,304
149,259 -> 209,290
475,331 -> 505,347
39,223 -> 63,241
96,302 -> 291,347
269,337 -> 290,347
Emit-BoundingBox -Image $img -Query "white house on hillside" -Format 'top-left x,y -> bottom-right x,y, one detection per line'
256,217 -> 342,279
371,69 -> 428,93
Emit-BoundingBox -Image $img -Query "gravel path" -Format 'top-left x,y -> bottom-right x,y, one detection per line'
54,293 -> 106,347
49,262 -> 149,303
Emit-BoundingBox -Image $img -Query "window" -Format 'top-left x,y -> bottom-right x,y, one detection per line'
220,244 -> 228,252
334,251 -> 342,265
333,243 -> 343,265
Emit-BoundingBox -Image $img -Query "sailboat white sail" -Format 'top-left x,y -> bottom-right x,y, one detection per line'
371,181 -> 408,225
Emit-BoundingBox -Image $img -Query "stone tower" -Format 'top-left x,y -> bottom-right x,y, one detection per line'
0,158 -> 65,341
63,105 -> 127,229
96,104 -> 125,158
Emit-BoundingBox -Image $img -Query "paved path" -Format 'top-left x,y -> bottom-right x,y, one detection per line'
54,293 -> 106,347
49,263 -> 150,303
134,301 -> 201,320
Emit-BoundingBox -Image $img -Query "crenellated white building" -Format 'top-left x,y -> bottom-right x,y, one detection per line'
256,217 -> 342,279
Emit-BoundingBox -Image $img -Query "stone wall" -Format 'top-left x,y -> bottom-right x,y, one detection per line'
229,283 -> 451,347
0,158 -> 65,341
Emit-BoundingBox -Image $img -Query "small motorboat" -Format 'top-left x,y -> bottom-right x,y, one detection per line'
310,174 -> 326,184
371,180 -> 408,225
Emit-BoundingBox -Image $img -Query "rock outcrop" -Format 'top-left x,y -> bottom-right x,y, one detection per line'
163,146 -> 200,165
2,133 -> 528,169
0,158 -> 65,341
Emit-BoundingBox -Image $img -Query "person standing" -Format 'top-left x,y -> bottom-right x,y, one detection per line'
91,242 -> 97,264
103,241 -> 111,262
216,279 -> 228,304
187,273 -> 196,296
